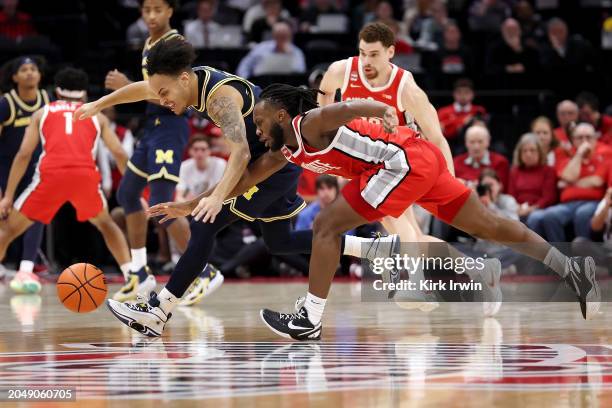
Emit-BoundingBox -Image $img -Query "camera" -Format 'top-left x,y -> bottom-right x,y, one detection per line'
476,183 -> 491,197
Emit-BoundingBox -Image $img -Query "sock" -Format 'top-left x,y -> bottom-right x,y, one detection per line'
131,247 -> 147,272
304,292 -> 326,325
544,247 -> 568,277
119,263 -> 131,281
19,260 -> 34,273
156,287 -> 178,315
343,235 -> 396,258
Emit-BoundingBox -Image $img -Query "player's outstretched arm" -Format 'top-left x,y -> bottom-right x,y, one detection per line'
98,113 -> 128,174
401,74 -> 455,175
305,99 -> 398,135
198,85 -> 251,223
74,81 -> 158,121
0,110 -> 42,217
317,60 -> 346,107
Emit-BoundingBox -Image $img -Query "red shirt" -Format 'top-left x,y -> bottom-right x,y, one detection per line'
555,153 -> 608,202
438,103 -> 487,140
0,11 -> 36,39
453,151 -> 510,189
507,165 -> 557,208
597,114 -> 612,145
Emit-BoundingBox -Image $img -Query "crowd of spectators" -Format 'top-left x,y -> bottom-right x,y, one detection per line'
2,0 -> 612,278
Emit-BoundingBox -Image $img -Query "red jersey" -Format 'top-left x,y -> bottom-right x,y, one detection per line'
340,57 -> 414,127
281,115 -> 416,180
38,101 -> 100,173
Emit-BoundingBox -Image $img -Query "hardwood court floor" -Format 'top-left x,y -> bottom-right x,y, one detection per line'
0,280 -> 610,407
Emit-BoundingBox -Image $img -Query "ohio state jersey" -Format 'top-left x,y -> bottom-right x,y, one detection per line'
38,100 -> 101,173
340,56 -> 413,127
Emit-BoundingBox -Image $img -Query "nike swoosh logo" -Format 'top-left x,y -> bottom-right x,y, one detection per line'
288,321 -> 312,330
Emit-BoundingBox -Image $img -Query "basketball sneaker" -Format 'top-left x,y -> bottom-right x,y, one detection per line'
9,271 -> 41,294
563,256 -> 600,320
260,306 -> 322,341
112,266 -> 156,302
363,233 -> 401,298
478,258 -> 503,317
106,292 -> 171,337
179,265 -> 224,307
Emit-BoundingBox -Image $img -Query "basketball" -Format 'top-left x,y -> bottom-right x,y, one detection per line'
56,263 -> 107,313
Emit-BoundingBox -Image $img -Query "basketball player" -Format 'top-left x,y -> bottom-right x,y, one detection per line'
0,68 -> 133,293
103,0 -> 211,303
318,22 -> 453,245
76,39 -> 400,337
249,85 -> 597,340
0,57 -> 49,292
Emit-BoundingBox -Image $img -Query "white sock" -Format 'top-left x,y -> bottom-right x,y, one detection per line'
304,292 -> 326,325
19,260 -> 34,273
131,247 -> 147,272
157,287 -> 178,315
119,263 -> 131,281
544,247 -> 568,277
343,235 -> 396,258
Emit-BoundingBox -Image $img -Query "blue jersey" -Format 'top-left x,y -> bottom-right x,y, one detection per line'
189,66 -> 267,163
0,88 -> 49,159
142,29 -> 182,117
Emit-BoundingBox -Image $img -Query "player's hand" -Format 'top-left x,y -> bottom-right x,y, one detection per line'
148,201 -> 193,224
74,101 -> 102,121
192,195 -> 223,223
105,69 -> 130,91
382,107 -> 398,133
0,197 -> 13,220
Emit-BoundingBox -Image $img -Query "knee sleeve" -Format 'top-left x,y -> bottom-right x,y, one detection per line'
21,222 -> 44,262
260,220 -> 313,255
148,179 -> 178,227
117,169 -> 147,215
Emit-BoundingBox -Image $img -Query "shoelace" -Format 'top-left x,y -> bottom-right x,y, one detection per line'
279,308 -> 306,321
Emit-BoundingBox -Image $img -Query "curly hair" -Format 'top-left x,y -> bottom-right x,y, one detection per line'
146,37 -> 197,77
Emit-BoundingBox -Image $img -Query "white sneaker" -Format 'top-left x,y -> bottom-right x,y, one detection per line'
113,269 -> 157,302
479,258 -> 502,317
106,292 -> 171,337
10,271 -> 41,294
179,265 -> 224,307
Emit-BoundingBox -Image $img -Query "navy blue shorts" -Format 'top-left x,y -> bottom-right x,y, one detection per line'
224,162 -> 306,222
127,115 -> 189,183
0,158 -> 36,198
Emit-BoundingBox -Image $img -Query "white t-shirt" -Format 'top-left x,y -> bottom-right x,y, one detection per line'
176,157 -> 226,197
595,199 -> 612,244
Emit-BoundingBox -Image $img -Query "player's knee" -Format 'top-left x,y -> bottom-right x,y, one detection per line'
116,180 -> 142,213
148,180 -> 176,206
312,213 -> 341,240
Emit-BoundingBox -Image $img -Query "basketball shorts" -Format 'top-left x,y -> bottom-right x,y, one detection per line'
223,162 -> 306,222
15,168 -> 106,224
342,137 -> 471,224
127,114 -> 189,183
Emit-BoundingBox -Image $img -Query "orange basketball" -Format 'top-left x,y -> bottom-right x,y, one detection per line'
57,263 -> 107,313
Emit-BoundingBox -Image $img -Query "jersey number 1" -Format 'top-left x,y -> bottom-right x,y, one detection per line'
63,112 -> 73,135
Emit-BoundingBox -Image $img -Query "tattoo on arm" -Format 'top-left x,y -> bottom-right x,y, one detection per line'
208,96 -> 247,144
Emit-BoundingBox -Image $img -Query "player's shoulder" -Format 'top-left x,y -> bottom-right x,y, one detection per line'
327,59 -> 349,75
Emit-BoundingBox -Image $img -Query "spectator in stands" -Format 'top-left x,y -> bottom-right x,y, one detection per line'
486,18 -> 539,74
242,0 -> 291,35
184,0 -> 222,49
295,175 -> 340,231
176,136 -> 227,202
531,116 -> 559,166
540,18 -> 596,74
468,0 -> 511,34
576,92 -> 612,145
508,133 -> 557,220
437,79 -> 487,152
236,21 -> 306,79
403,0 -> 433,43
248,0 -> 287,43
412,0 -> 449,51
513,0 -> 545,49
430,21 -> 473,74
0,0 -> 36,40
527,123 -> 607,241
591,187 -> 612,246
299,0 -> 341,33
554,99 -> 578,148
478,168 -> 519,220
454,124 -> 510,189
126,18 -> 149,50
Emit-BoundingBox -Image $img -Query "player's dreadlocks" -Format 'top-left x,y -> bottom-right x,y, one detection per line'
259,84 -> 322,117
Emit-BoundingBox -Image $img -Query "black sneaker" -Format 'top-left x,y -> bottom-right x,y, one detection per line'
260,306 -> 322,341
564,256 -> 600,320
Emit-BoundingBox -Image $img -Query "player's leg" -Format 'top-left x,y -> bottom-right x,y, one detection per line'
0,210 -> 39,293
88,208 -> 132,279
18,222 -> 44,274
259,218 -> 313,254
381,207 -> 442,243
148,178 -> 190,252
106,205 -> 239,337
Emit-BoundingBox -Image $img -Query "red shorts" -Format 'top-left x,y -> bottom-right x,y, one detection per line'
15,169 -> 105,224
341,138 -> 471,223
